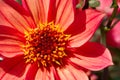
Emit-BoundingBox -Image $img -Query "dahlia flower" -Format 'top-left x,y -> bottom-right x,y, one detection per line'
0,0 -> 113,80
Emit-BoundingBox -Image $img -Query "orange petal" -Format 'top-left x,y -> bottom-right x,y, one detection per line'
54,0 -> 74,31
0,26 -> 24,56
66,9 -> 105,47
0,0 -> 35,33
56,64 -> 88,80
69,42 -> 113,71
22,0 -> 50,24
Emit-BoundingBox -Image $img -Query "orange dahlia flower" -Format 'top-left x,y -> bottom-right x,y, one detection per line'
0,0 -> 113,80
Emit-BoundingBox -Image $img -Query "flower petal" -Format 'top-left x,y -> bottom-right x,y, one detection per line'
0,0 -> 35,33
0,55 -> 30,80
49,67 -> 57,80
0,37 -> 23,57
65,9 -> 105,47
56,68 -> 67,80
22,0 -> 49,24
25,63 -> 38,80
69,42 -> 113,71
53,0 -> 74,31
106,21 -> 120,48
56,65 -> 88,80
0,26 -> 24,57
0,25 -> 24,40
35,68 -> 55,80
67,65 -> 89,80
35,68 -> 46,80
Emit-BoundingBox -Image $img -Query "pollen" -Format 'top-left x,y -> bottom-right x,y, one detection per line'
22,22 -> 70,67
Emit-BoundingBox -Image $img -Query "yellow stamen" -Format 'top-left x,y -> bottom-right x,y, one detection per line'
22,22 -> 70,68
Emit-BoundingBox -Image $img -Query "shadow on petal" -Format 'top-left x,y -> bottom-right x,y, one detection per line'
64,9 -> 86,36
0,55 -> 27,79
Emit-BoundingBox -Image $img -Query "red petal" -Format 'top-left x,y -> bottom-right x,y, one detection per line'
25,63 -> 38,80
22,0 -> 50,23
51,66 -> 60,80
0,37 -> 23,57
106,21 -> 120,48
53,0 -> 74,31
0,25 -> 24,40
49,67 -> 57,80
0,0 -> 35,33
0,55 -> 30,80
69,42 -> 113,71
0,26 -> 24,57
47,0 -> 59,22
0,37 -> 22,52
0,51 -> 24,58
65,9 -> 105,47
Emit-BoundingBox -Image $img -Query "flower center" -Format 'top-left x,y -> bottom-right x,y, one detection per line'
22,22 -> 70,67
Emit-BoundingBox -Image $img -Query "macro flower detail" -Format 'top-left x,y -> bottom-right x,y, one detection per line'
22,22 -> 70,67
0,0 -> 113,80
